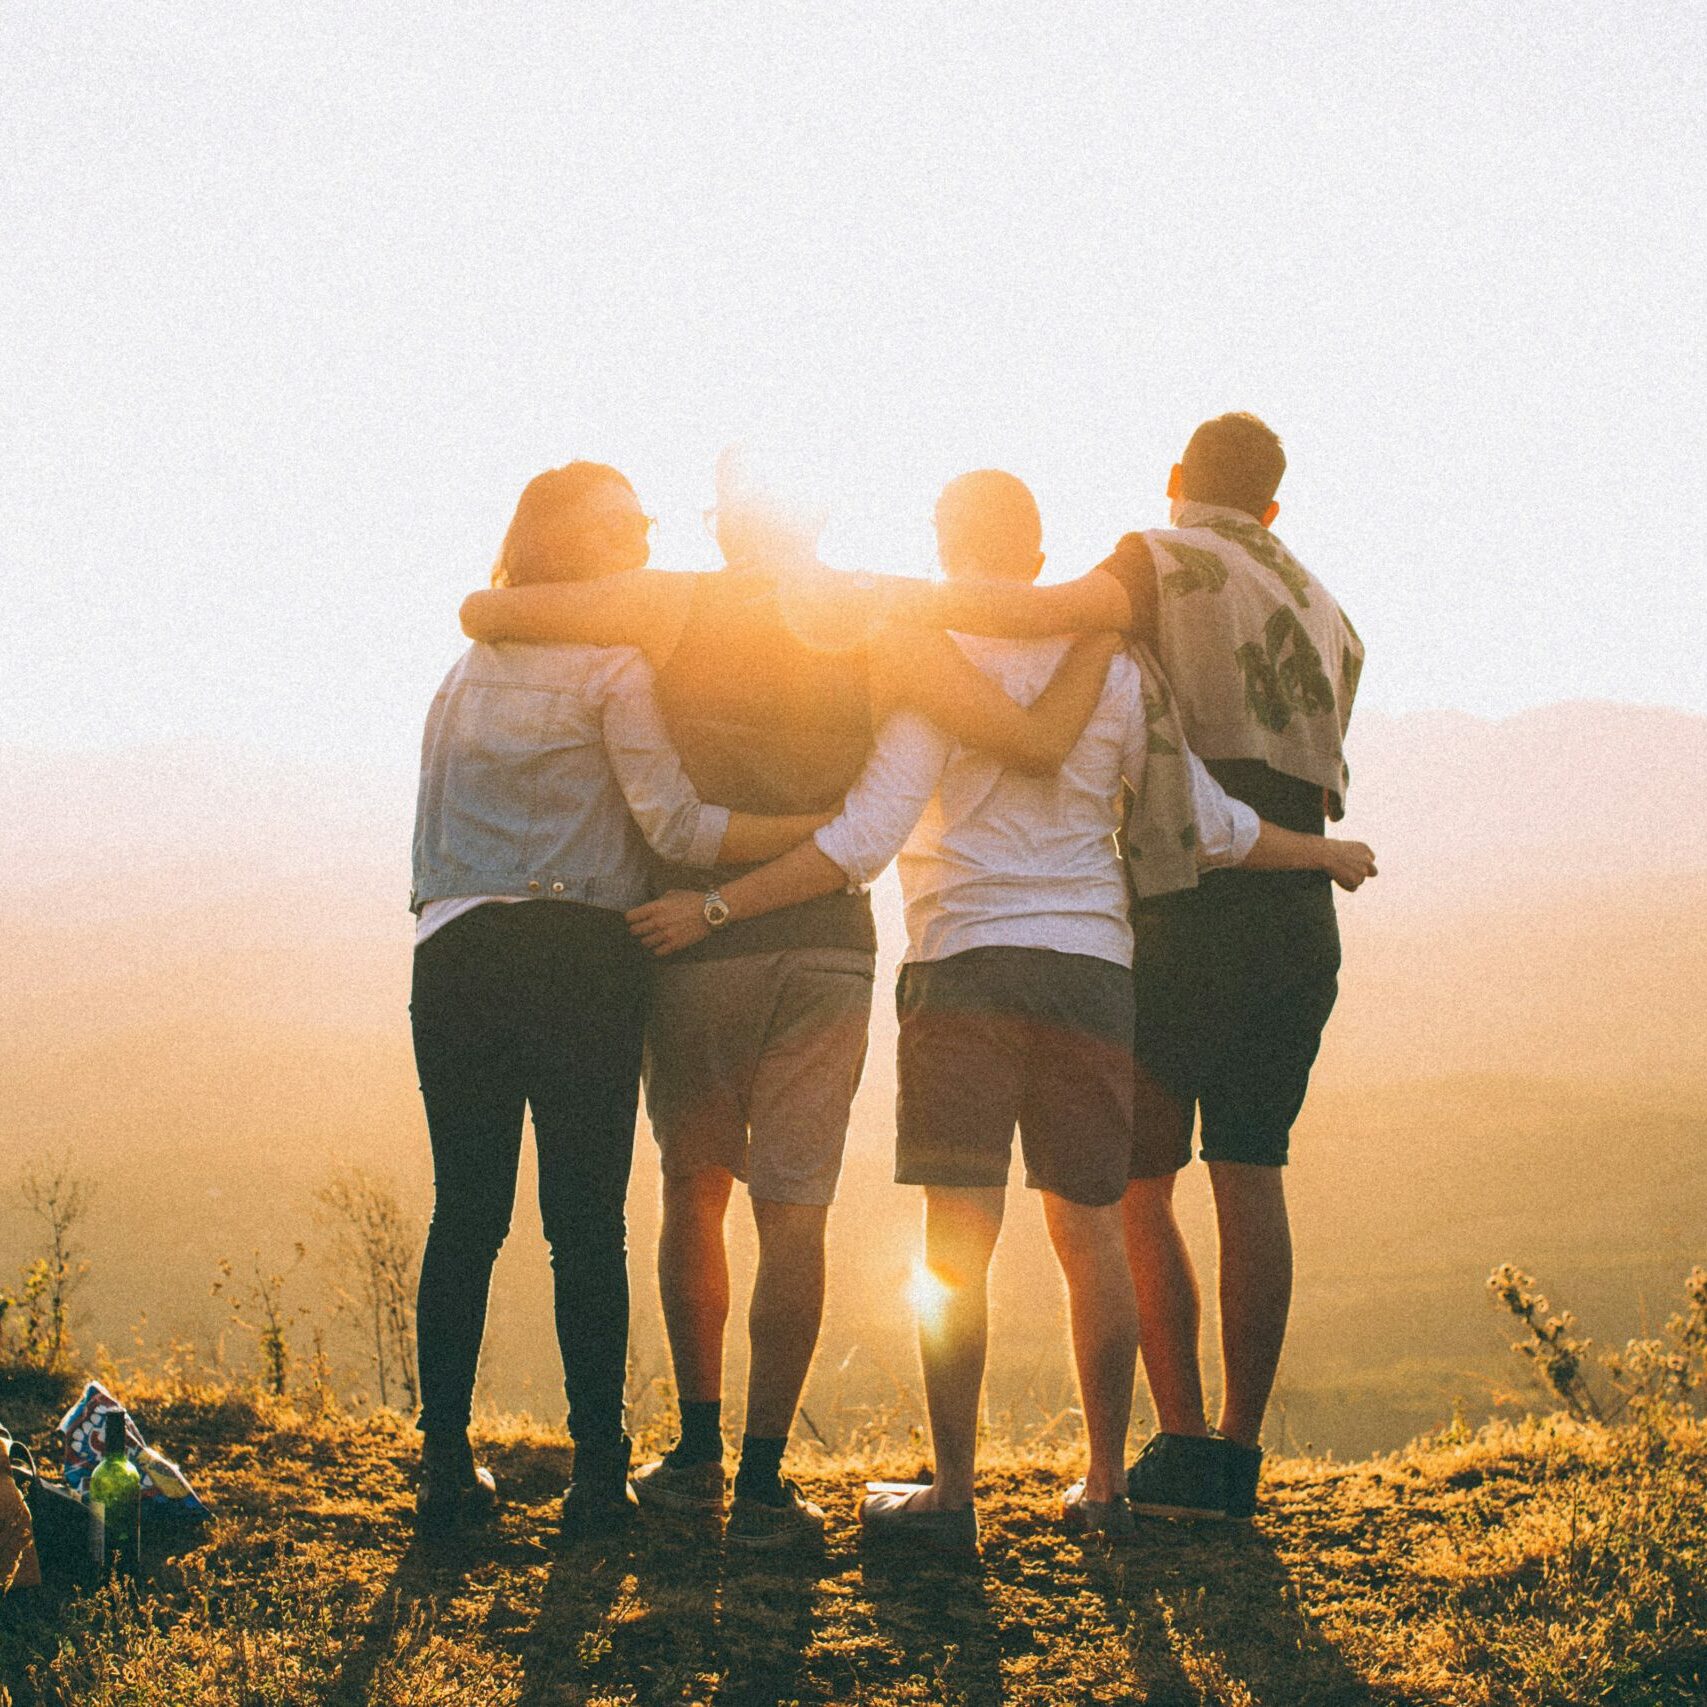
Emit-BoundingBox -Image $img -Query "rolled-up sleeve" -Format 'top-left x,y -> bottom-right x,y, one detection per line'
599,652 -> 730,867
1185,749 -> 1261,868
813,712 -> 949,889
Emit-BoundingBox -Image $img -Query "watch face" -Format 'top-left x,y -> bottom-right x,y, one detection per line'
703,894 -> 731,928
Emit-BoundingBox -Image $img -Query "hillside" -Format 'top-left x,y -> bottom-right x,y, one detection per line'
2,1375 -> 1703,1707
3,703 -> 1706,1456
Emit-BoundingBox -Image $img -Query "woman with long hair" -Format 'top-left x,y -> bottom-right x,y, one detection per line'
409,461 -> 832,1538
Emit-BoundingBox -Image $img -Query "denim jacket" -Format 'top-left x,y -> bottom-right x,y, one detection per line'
410,642 -> 729,915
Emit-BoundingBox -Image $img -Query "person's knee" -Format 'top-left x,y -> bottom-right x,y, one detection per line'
542,1205 -> 627,1267
662,1168 -> 735,1226
918,1188 -> 1003,1300
1046,1194 -> 1130,1273
1122,1174 -> 1187,1245
1206,1158 -> 1289,1217
426,1201 -> 512,1265
751,1196 -> 829,1259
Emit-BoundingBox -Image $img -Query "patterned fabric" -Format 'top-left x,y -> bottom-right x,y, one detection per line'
1117,639 -> 1205,899
1144,503 -> 1362,817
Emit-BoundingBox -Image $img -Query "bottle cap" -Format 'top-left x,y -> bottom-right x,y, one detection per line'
102,1409 -> 128,1457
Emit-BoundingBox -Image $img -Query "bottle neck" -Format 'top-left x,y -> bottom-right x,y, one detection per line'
101,1411 -> 128,1460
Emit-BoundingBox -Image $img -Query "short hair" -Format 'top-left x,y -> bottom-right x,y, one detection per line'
1179,413 -> 1286,518
934,470 -> 1042,580
491,461 -> 635,587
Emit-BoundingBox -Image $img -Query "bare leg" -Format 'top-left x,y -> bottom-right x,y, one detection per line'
1121,1173 -> 1209,1437
1207,1161 -> 1292,1447
744,1197 -> 830,1439
908,1185 -> 1005,1510
658,1169 -> 734,1404
1042,1193 -> 1139,1502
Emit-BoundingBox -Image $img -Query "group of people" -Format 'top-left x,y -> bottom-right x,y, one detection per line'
407,412 -> 1375,1553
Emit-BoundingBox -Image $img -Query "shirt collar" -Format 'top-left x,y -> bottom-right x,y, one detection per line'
1171,500 -> 1267,532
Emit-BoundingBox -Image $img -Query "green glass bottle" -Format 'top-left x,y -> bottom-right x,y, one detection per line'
89,1409 -> 142,1580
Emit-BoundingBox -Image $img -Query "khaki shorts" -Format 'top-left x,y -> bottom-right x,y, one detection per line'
643,947 -> 875,1206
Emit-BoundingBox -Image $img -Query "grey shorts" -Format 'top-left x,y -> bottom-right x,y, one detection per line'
643,947 -> 875,1206
895,947 -> 1136,1208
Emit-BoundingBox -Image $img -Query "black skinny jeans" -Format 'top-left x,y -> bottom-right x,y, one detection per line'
411,900 -> 647,1453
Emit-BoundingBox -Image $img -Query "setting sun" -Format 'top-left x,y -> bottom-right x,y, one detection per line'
3,3 -> 1703,1701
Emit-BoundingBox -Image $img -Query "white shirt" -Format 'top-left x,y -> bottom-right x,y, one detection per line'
813,636 -> 1260,968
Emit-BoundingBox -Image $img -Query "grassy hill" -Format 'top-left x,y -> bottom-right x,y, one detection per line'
3,1373 -> 1703,1707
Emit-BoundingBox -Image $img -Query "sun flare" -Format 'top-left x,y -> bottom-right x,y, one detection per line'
906,1259 -> 953,1335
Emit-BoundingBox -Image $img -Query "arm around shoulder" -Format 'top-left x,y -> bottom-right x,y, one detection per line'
875,625 -> 1121,775
459,569 -> 690,658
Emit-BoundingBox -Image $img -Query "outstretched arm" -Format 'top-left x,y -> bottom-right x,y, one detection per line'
883,564 -> 1134,641
460,569 -> 693,663
627,711 -> 948,956
870,625 -> 1122,776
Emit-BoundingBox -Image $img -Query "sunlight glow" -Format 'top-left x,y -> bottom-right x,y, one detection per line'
906,1260 -> 953,1336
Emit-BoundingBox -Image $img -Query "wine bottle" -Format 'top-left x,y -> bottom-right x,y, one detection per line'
88,1409 -> 142,1581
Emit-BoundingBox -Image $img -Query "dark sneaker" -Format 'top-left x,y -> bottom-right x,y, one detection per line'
726,1478 -> 827,1552
561,1437 -> 638,1541
631,1454 -> 728,1515
1062,1480 -> 1136,1545
415,1461 -> 499,1533
858,1482 -> 979,1557
1215,1436 -> 1264,1521
1125,1432 -> 1228,1521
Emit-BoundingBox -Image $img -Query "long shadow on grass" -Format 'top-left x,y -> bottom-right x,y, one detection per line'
860,1546 -> 1003,1705
516,1514 -> 824,1707
1090,1522 -> 1388,1707
323,1521 -> 561,1707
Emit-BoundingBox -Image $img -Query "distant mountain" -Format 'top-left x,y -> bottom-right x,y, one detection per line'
1343,701 -> 1707,906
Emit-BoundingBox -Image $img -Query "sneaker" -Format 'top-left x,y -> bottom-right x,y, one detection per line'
414,1459 -> 499,1533
1214,1435 -> 1264,1522
726,1478 -> 827,1552
631,1454 -> 728,1515
1062,1480 -> 1136,1545
561,1437 -> 638,1541
1125,1432 -> 1228,1521
858,1482 -> 979,1557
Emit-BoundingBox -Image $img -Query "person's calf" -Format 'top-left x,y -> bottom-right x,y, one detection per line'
916,1185 -> 1004,1506
745,1197 -> 829,1440
1121,1172 -> 1210,1439
1043,1192 -> 1139,1505
1206,1159 -> 1292,1448
658,1168 -> 735,1408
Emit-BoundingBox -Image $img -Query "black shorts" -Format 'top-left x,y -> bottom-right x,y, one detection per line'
896,947 -> 1135,1208
1129,877 -> 1340,1176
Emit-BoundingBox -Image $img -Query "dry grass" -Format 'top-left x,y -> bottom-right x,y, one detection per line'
2,1374 -> 1704,1706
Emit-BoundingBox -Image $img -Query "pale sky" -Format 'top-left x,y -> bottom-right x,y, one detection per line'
4,1 -> 1704,768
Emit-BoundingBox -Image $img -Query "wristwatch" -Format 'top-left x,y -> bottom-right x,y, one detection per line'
702,889 -> 732,930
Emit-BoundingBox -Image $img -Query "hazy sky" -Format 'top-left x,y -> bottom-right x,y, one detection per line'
4,1 -> 1703,767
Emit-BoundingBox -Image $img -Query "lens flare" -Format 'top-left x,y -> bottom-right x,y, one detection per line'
906,1260 -> 952,1335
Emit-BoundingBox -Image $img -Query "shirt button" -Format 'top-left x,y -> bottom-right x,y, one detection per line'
527,880 -> 541,892
551,881 -> 565,894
